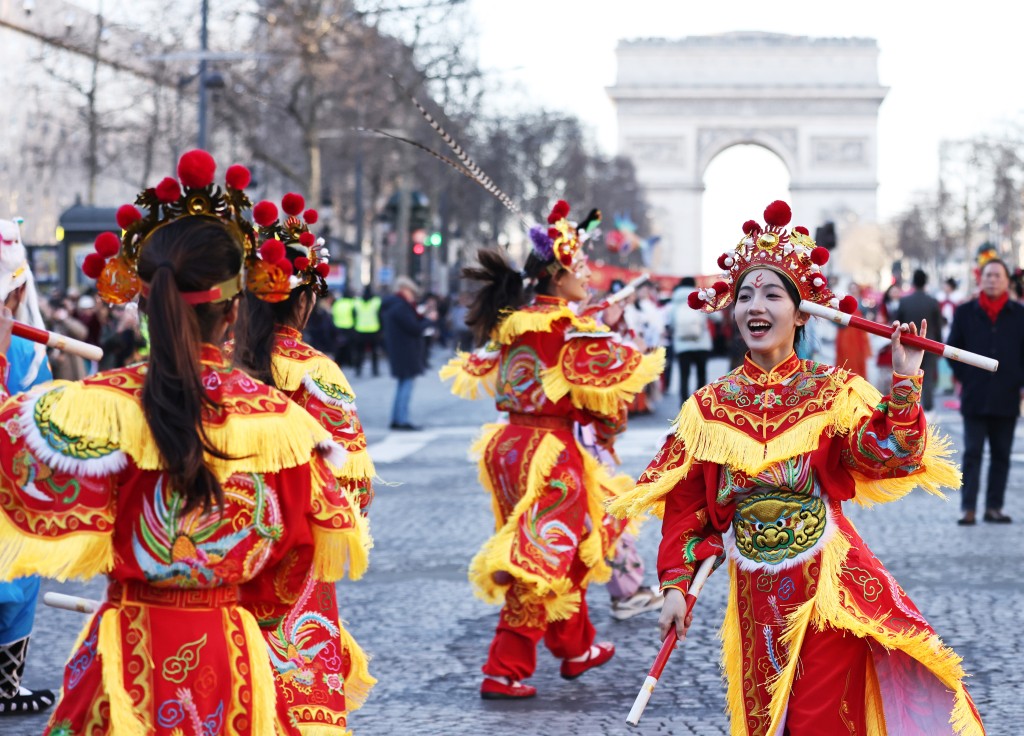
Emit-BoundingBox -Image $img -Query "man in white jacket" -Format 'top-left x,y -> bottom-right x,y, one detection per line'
667,277 -> 714,406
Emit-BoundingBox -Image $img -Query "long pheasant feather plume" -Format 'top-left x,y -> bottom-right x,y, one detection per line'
388,75 -> 528,230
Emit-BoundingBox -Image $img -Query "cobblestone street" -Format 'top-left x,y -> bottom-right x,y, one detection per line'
4,354 -> 1021,735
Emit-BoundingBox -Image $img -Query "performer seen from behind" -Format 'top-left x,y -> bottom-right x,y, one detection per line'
0,150 -> 362,734
611,201 -> 984,736
440,200 -> 664,699
232,192 -> 376,731
0,217 -> 55,715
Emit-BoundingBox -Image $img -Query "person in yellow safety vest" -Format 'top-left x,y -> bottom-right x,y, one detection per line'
353,285 -> 382,377
332,287 -> 357,367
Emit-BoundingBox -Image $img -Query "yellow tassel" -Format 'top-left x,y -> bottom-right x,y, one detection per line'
541,348 -> 665,416
718,564 -> 748,736
48,382 -> 333,480
272,352 -> 355,399
294,726 -> 351,736
312,523 -> 371,583
606,459 -> 687,521
337,619 -> 376,713
98,611 -> 151,735
495,305 -> 577,344
438,354 -> 497,400
238,608 -> 278,736
338,449 -> 376,486
0,510 -> 113,582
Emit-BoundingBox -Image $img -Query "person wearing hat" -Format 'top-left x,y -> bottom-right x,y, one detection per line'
380,275 -> 428,430
441,201 -> 664,699
0,151 -> 359,733
612,201 -> 983,736
0,217 -> 56,716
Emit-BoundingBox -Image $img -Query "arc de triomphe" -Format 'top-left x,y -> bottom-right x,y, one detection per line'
608,32 -> 888,276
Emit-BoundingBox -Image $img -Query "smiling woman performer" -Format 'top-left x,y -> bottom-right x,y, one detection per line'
612,202 -> 984,736
441,201 -> 664,699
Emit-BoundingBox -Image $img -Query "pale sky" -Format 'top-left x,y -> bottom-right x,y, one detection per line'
467,0 -> 1023,271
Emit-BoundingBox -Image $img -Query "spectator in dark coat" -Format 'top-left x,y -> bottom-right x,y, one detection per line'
380,276 -> 427,430
896,269 -> 943,411
947,259 -> 1024,525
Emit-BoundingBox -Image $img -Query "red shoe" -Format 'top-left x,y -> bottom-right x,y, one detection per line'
560,641 -> 615,680
480,676 -> 537,700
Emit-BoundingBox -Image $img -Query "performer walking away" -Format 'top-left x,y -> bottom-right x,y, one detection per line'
232,192 -> 376,731
612,201 -> 984,736
440,201 -> 664,699
0,151 -> 363,735
0,217 -> 55,715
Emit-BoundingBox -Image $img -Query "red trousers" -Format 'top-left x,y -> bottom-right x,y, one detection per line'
483,560 -> 595,681
784,626 -> 869,736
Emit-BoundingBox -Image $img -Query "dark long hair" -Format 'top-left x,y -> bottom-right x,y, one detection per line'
233,245 -> 315,388
138,217 -> 243,513
462,249 -> 564,347
735,268 -> 805,349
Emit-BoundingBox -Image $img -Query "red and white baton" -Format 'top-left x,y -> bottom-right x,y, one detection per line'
12,320 -> 103,362
799,300 -> 997,373
626,555 -> 718,727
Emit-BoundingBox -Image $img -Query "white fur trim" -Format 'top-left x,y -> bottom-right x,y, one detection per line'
316,439 -> 348,469
300,371 -> 356,411
18,387 -> 128,478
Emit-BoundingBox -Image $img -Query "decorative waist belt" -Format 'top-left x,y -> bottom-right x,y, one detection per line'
508,413 -> 574,430
107,580 -> 240,609
729,489 -> 830,568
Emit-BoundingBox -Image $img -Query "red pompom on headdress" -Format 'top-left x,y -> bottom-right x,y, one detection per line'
155,178 -> 182,204
94,232 -> 121,258
225,164 -> 251,190
809,247 -> 830,266
281,193 -> 305,217
298,231 -> 315,247
838,295 -> 859,314
177,149 -> 217,189
303,209 -> 318,224
547,199 -> 570,224
253,201 -> 279,227
82,252 -> 106,279
742,219 -> 760,235
116,205 -> 142,230
763,200 -> 792,228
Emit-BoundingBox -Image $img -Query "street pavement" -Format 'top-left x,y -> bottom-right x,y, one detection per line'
4,350 -> 1022,735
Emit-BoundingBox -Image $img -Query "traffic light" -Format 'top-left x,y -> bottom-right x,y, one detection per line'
411,228 -> 426,255
428,231 -> 442,247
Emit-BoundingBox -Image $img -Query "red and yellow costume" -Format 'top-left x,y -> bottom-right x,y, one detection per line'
612,353 -> 984,736
441,295 -> 663,679
239,326 -> 375,735
0,346 -> 365,736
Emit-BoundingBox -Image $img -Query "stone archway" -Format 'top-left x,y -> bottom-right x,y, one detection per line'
608,32 -> 888,275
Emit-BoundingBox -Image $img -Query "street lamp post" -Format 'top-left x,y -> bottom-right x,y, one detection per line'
197,0 -> 210,149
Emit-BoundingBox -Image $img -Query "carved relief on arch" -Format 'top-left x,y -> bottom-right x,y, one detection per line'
696,127 -> 798,176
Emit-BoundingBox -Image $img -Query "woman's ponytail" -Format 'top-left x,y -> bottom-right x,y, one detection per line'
462,249 -> 527,346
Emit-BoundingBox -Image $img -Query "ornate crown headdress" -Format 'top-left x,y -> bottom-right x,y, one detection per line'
689,200 -> 857,314
249,192 -> 330,302
526,200 -> 601,277
84,149 -> 257,305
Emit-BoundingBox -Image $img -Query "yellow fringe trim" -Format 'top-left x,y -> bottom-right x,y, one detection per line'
47,382 -> 332,481
541,347 -> 665,417
295,726 -> 350,736
495,304 -> 596,345
238,608 -> 279,736
755,531 -> 983,736
719,563 -> 747,736
312,522 -> 371,583
338,448 -> 375,485
98,611 -> 151,735
438,353 -> 497,400
337,620 -> 376,713
468,431 -> 584,621
272,351 -> 355,398
0,510 -> 113,582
